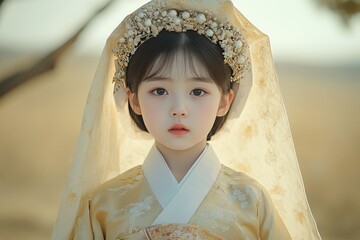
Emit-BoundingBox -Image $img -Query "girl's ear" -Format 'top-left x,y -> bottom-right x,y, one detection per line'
217,89 -> 234,117
126,88 -> 142,115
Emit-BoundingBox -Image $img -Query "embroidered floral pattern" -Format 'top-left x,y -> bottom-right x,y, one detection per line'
146,224 -> 224,239
128,196 -> 154,218
227,186 -> 253,208
107,168 -> 143,196
190,167 -> 260,235
194,202 -> 236,233
117,195 -> 155,233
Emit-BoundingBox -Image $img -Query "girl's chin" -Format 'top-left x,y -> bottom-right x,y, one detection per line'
155,139 -> 207,152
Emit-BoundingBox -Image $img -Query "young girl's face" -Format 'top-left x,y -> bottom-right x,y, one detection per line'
128,52 -> 233,152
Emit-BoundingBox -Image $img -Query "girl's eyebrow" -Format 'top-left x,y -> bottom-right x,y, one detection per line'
144,76 -> 170,81
144,76 -> 213,83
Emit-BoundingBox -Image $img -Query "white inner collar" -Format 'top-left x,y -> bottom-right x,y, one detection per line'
142,143 -> 220,210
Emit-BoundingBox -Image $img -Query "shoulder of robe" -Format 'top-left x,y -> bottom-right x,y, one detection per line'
89,165 -> 144,201
219,165 -> 266,201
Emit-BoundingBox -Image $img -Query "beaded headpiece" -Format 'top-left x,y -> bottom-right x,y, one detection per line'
112,0 -> 250,87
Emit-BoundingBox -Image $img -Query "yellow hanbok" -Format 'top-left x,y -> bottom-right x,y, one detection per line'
74,145 -> 290,239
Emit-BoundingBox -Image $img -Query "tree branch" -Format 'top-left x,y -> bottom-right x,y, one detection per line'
0,0 -> 116,98
316,0 -> 360,23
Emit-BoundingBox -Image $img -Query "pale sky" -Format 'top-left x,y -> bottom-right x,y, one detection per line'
0,0 -> 359,65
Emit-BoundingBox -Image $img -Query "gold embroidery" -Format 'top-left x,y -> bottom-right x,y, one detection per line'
270,185 -> 285,196
67,192 -> 77,202
146,224 -> 224,239
295,210 -> 305,224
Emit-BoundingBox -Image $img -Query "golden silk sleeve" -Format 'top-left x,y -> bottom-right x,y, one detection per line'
258,189 -> 292,240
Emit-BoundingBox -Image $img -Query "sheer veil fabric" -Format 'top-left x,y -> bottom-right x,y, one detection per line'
52,0 -> 321,239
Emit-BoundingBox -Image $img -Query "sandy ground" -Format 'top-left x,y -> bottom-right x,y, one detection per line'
0,51 -> 359,239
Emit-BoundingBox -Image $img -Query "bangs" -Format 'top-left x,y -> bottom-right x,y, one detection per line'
144,49 -> 207,81
126,30 -> 232,93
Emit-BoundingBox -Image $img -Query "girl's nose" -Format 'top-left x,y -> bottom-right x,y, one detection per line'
171,110 -> 188,117
170,100 -> 188,117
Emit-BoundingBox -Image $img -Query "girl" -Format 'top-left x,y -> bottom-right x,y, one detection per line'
52,0 -> 321,239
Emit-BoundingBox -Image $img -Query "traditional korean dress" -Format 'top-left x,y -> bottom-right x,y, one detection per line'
73,144 -> 290,239
51,0 -> 322,239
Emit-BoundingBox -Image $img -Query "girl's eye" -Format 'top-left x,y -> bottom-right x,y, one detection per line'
191,89 -> 206,96
151,88 -> 168,96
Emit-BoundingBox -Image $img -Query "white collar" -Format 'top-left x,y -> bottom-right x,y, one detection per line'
142,143 -> 221,224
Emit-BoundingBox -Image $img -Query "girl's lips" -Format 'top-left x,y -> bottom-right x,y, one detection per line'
168,124 -> 189,135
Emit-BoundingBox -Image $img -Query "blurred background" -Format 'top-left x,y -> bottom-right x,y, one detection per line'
0,0 -> 359,239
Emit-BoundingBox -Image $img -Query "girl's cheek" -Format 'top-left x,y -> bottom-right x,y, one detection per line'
142,102 -> 163,119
